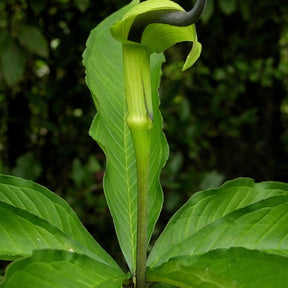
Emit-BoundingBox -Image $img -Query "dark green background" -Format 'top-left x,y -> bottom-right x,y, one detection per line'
0,0 -> 288,267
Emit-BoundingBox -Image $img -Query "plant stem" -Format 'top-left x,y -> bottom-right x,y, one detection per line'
122,44 -> 153,288
135,140 -> 150,288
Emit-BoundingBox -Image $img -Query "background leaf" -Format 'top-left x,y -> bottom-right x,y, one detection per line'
0,39 -> 26,86
148,178 -> 288,266
218,0 -> 237,15
200,0 -> 215,24
74,0 -> 90,12
18,25 -> 49,58
0,249 -> 128,288
27,0 -> 47,15
83,0 -> 168,272
11,152 -> 42,181
147,248 -> 288,288
0,174 -> 118,268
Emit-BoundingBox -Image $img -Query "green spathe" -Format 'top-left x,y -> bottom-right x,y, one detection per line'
111,0 -> 202,71
123,44 -> 153,122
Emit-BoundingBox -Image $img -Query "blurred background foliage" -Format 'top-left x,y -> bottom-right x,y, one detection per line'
0,0 -> 288,268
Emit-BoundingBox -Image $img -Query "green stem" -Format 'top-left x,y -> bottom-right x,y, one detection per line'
135,132 -> 150,288
122,44 -> 153,288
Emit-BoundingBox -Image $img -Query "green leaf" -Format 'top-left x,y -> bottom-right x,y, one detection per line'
148,178 -> 288,266
74,0 -> 90,12
18,25 -> 49,58
0,32 -> 8,52
201,0 -> 215,24
11,152 -> 42,181
147,248 -> 288,288
0,39 -> 26,87
147,255 -> 239,288
0,201 -> 97,261
0,174 -> 118,268
151,196 -> 288,266
83,0 -> 168,272
27,0 -> 47,15
218,0 -> 237,15
0,250 -> 128,288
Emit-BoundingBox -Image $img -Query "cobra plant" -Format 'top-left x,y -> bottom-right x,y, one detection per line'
1,0 -> 288,287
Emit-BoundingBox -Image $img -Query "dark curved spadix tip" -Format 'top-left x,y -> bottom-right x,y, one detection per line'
128,0 -> 207,42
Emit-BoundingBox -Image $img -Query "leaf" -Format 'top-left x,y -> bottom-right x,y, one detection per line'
83,0 -> 168,272
201,0 -> 215,24
147,248 -> 288,288
0,174 -> 118,268
0,32 -> 8,52
147,255 -> 239,288
0,39 -> 26,87
18,25 -> 49,58
0,249 -> 128,288
0,201 -> 94,260
148,178 -> 288,266
151,195 -> 288,266
149,284 -> 174,288
11,152 -> 42,181
218,0 -> 237,15
74,0 -> 90,12
27,0 -> 47,15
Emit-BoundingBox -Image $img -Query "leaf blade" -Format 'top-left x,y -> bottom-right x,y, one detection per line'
148,178 -> 288,266
150,195 -> 288,266
0,174 -> 117,268
147,248 -> 288,288
0,200 -> 117,265
0,39 -> 26,86
0,250 -> 128,288
18,25 -> 49,58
